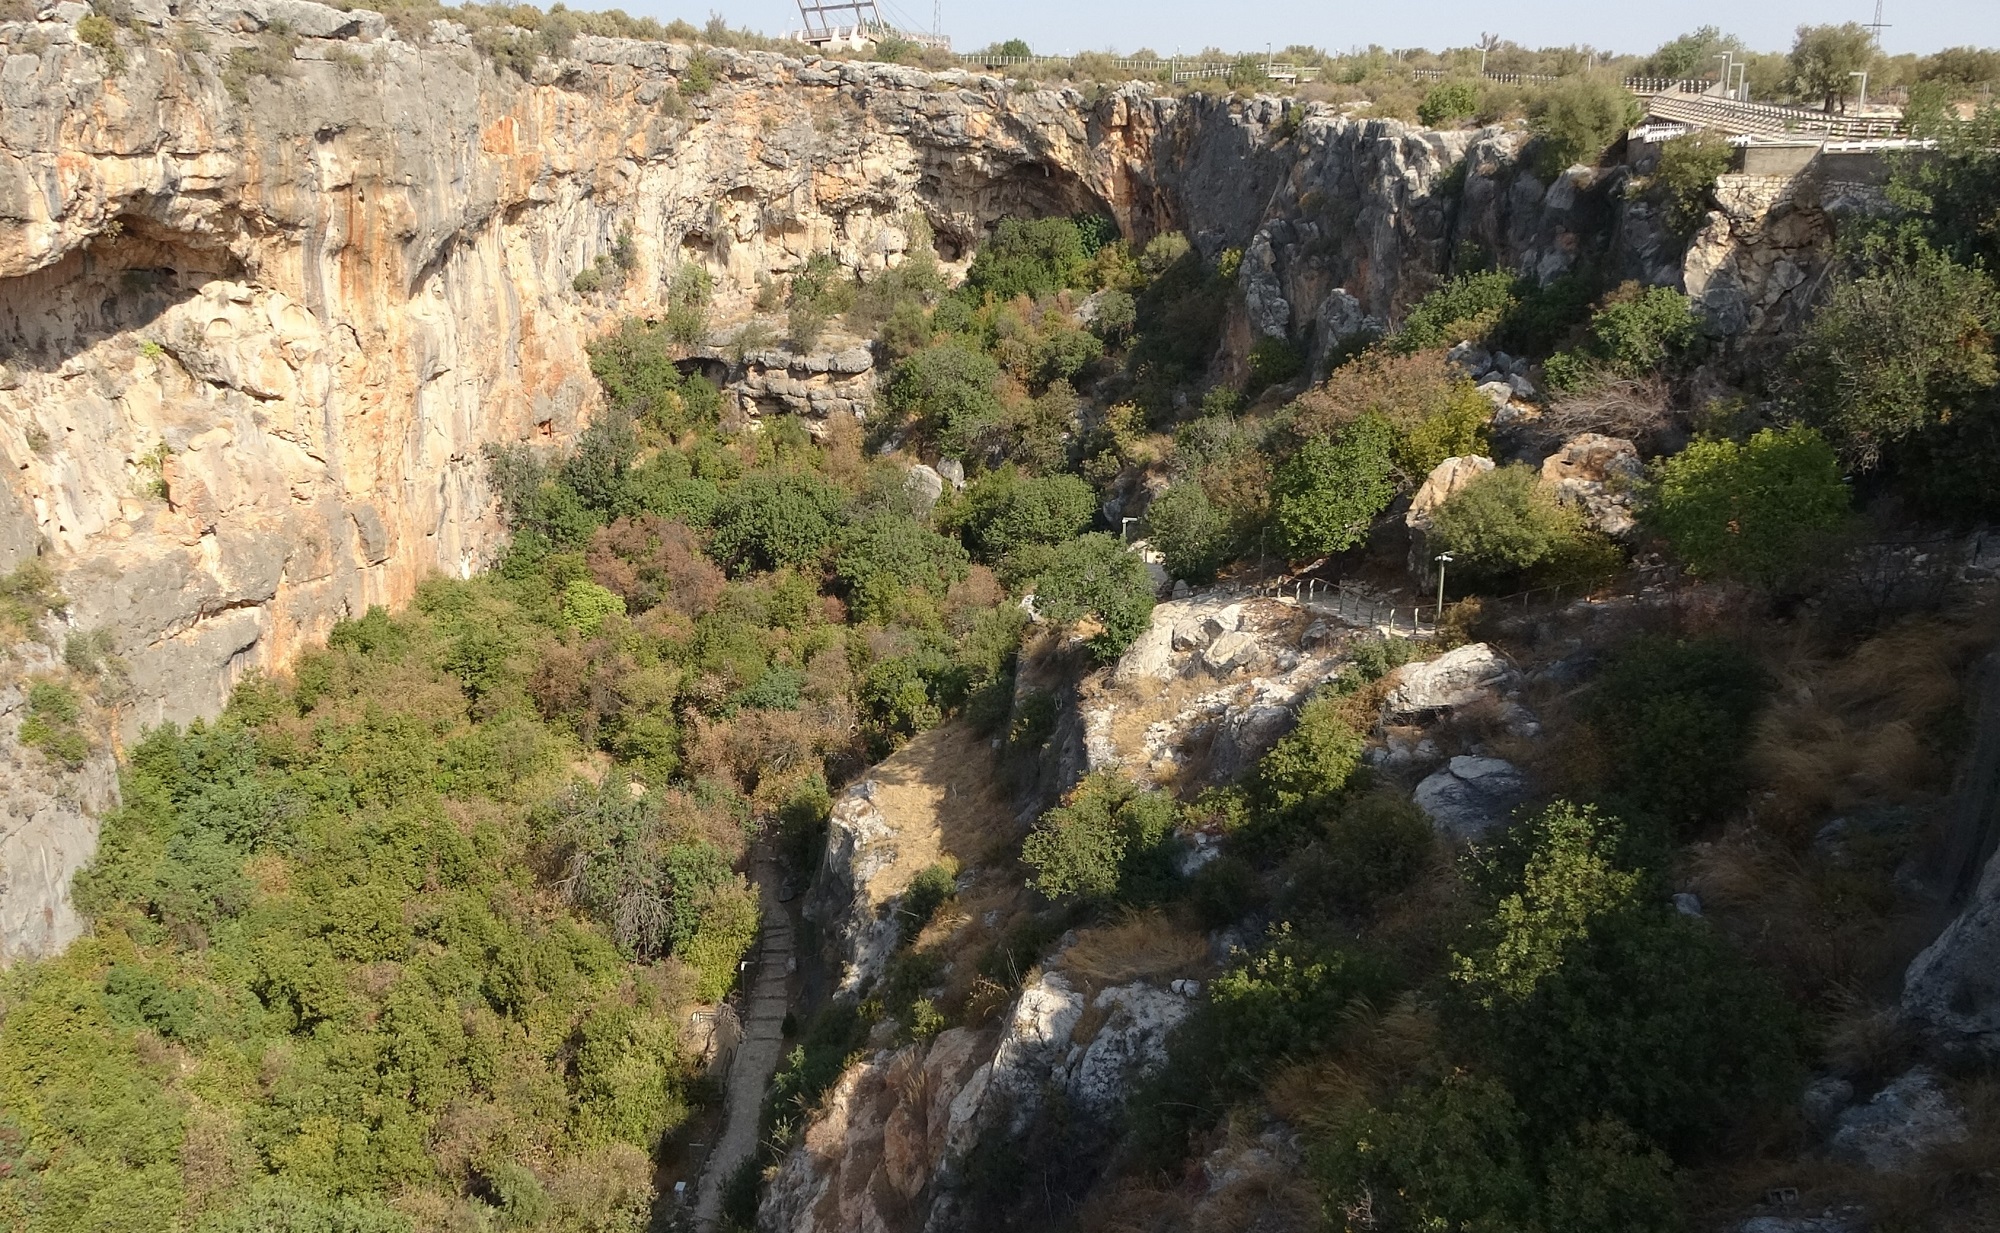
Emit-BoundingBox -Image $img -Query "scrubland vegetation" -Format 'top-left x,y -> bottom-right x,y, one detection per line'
7,12 -> 2000,1233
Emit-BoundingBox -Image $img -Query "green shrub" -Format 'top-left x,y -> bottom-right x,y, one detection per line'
1547,285 -> 1701,390
1316,1073 -> 1539,1232
1209,934 -> 1394,1072
1272,416 -> 1398,560
680,50 -> 716,96
1021,771 -> 1178,903
834,513 -> 971,624
1246,337 -> 1306,393
680,877 -> 760,1001
1786,238 -> 1999,472
962,217 -> 1090,302
559,579 -> 626,634
1527,75 -> 1642,177
1146,481 -> 1234,583
885,344 -> 1004,457
1090,288 -> 1137,341
20,679 -> 89,767
1647,425 -> 1850,589
1588,286 -> 1700,375
710,470 -> 846,574
1393,270 -> 1519,353
665,264 -> 713,346
954,467 -> 1096,561
1417,79 -> 1480,127
1022,533 -> 1155,664
1429,464 -> 1612,587
1587,637 -> 1766,835
1254,691 -> 1366,825
899,859 -> 959,942
786,252 -> 855,350
587,318 -> 714,433
1318,790 -> 1436,912
1651,129 -> 1732,237
1454,802 -> 1800,1152
77,13 -> 125,70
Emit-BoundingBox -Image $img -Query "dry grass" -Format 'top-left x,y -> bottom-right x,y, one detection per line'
1683,829 -> 1945,1006
1752,611 -> 1997,841
1056,909 -> 1209,995
1264,995 -> 1439,1129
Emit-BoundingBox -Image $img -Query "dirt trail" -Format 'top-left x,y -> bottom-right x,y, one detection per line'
693,851 -> 794,1231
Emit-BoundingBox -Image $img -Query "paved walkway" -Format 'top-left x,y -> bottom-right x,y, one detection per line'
693,853 -> 795,1231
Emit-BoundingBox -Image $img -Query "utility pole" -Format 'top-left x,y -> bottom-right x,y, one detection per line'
1865,0 -> 1890,44
1477,32 -> 1498,75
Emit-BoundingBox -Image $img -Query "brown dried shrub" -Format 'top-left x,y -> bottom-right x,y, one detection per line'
586,514 -> 724,617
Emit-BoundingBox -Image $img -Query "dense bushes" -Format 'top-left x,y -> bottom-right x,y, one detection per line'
1455,803 -> 1800,1153
953,467 -> 1096,560
1022,532 -> 1156,663
1392,270 -> 1519,354
1272,417 -> 1398,560
885,344 -> 1004,457
1022,772 -> 1179,903
1544,285 -> 1700,391
1146,481 -> 1234,583
1582,637 -> 1768,835
1429,464 -> 1616,587
1787,239 -> 1999,471
2,593 -> 707,1232
1527,75 -> 1642,177
1647,425 -> 1851,588
1650,129 -> 1732,237
962,217 -> 1093,303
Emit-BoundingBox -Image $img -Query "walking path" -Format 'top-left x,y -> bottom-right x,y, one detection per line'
692,852 -> 795,1232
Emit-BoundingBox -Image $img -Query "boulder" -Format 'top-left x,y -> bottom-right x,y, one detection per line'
1414,755 -> 1529,841
1199,604 -> 1244,641
1202,631 -> 1261,674
1540,433 -> 1643,538
936,457 -> 966,491
1385,642 -> 1517,718
1476,379 -> 1515,409
903,464 -> 945,519
1828,1067 -> 1967,1171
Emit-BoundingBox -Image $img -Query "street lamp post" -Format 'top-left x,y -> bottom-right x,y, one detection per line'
1120,516 -> 1139,545
1434,553 -> 1453,623
1713,52 -> 1732,96
1849,70 -> 1869,112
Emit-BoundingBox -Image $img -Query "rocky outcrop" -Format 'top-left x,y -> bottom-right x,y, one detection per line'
1540,433 -> 1643,538
761,966 -> 1195,1233
1828,1067 -> 1967,1171
1385,641 -> 1519,718
1683,172 -> 1886,338
806,724 -> 1017,993
1414,754 -> 1530,841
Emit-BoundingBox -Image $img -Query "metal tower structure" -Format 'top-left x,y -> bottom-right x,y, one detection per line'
1865,0 -> 1891,43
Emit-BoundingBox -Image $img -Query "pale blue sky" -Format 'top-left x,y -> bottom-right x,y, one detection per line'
615,0 -> 1997,59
